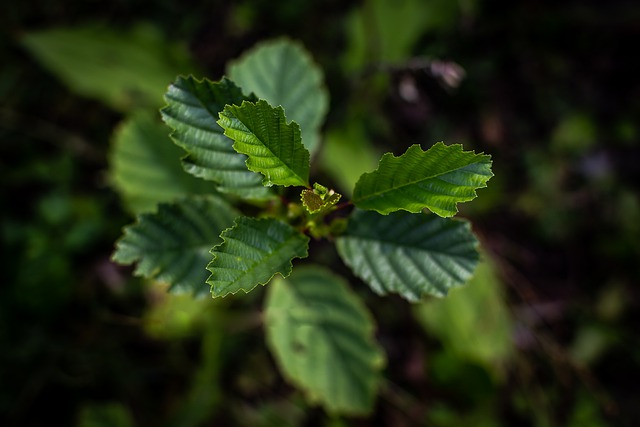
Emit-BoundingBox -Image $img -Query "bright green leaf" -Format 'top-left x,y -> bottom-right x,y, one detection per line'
336,210 -> 479,301
109,112 -> 215,214
207,217 -> 310,297
112,195 -> 239,295
265,266 -> 384,415
161,76 -> 273,200
22,24 -> 195,111
228,38 -> 328,153
352,142 -> 493,217
218,100 -> 310,188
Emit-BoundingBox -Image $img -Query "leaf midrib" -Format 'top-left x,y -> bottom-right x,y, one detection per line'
355,159 -> 487,204
279,281 -> 374,411
223,104 -> 308,186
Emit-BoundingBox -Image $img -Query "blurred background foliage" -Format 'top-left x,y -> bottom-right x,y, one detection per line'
1,0 -> 639,425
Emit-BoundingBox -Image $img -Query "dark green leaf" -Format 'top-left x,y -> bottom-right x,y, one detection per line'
207,217 -> 310,297
265,266 -> 384,415
352,142 -> 493,217
161,76 -> 272,199
112,195 -> 239,295
336,210 -> 479,301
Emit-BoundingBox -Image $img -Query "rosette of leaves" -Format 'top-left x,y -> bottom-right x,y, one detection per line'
111,38 -> 493,415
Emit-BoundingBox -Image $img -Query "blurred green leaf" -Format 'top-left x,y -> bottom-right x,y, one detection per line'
265,266 -> 384,415
414,261 -> 512,370
22,24 -> 195,111
569,325 -> 615,366
551,113 -> 597,155
344,0 -> 461,70
228,38 -> 328,154
166,310 -> 226,427
567,391 -> 609,427
76,402 -> 134,427
319,123 -> 381,197
109,112 -> 216,214
143,290 -> 211,339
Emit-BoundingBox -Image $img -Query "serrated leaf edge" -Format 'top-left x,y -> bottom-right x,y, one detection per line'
353,142 -> 493,217
206,217 -> 310,298
218,99 -> 311,188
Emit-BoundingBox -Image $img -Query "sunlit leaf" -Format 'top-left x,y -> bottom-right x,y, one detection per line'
161,76 -> 273,199
207,217 -> 309,297
112,195 -> 239,295
336,210 -> 479,301
22,24 -> 194,111
265,266 -> 384,415
228,38 -> 329,153
353,142 -> 493,217
109,112 -> 215,214
218,100 -> 310,188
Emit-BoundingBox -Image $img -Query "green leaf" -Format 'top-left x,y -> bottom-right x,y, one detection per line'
352,142 -> 493,217
228,38 -> 329,153
320,123 -> 381,196
301,183 -> 341,214
161,76 -> 273,200
336,210 -> 479,301
21,24 -> 195,111
112,195 -> 239,295
265,266 -> 384,415
414,261 -> 513,369
218,100 -> 310,187
343,0 -> 459,71
207,217 -> 310,297
77,402 -> 135,427
109,112 -> 215,214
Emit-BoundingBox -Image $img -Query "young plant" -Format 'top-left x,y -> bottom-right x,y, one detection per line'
111,39 -> 493,415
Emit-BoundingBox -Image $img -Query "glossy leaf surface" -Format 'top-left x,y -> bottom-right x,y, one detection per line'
112,196 -> 239,295
218,100 -> 310,188
228,38 -> 328,153
352,142 -> 493,217
207,217 -> 309,297
161,76 -> 272,199
336,210 -> 479,301
265,266 -> 384,415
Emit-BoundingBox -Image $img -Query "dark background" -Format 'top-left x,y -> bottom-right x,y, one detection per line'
1,0 -> 639,425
